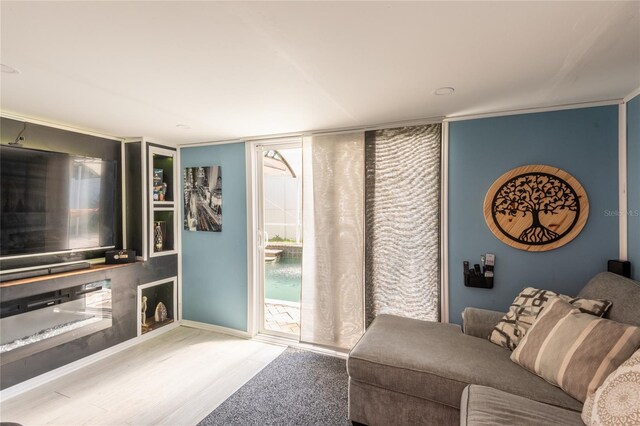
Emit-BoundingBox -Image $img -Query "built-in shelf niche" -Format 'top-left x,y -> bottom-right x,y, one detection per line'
137,277 -> 177,336
152,210 -> 175,255
152,154 -> 175,203
147,144 -> 177,258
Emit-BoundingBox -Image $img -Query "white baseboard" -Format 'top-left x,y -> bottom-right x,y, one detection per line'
0,322 -> 180,402
180,321 -> 346,359
251,333 -> 348,360
181,320 -> 251,339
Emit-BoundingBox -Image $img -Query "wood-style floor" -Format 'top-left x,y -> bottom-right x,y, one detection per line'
0,326 -> 286,426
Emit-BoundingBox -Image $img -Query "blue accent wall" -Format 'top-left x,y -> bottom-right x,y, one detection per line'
448,106 -> 619,324
180,143 -> 248,331
628,95 -> 640,280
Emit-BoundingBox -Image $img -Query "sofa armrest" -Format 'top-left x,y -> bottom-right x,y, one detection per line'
462,308 -> 504,339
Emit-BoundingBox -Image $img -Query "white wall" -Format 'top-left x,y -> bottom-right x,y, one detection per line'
264,175 -> 301,241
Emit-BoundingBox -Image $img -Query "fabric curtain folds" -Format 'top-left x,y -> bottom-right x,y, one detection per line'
299,124 -> 442,349
364,124 -> 442,325
300,132 -> 365,350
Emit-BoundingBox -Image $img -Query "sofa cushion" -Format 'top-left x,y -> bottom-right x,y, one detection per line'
582,348 -> 640,425
511,297 -> 640,402
462,307 -> 505,339
347,314 -> 583,412
349,378 -> 460,426
489,287 -> 611,350
460,385 -> 584,426
578,272 -> 640,326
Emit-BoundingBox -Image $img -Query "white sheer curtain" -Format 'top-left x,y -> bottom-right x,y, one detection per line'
300,132 -> 365,350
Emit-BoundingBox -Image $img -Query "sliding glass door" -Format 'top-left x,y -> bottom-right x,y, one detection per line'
255,140 -> 303,339
249,125 -> 440,349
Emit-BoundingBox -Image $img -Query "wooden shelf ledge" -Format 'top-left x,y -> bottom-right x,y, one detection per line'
141,318 -> 174,334
0,262 -> 136,288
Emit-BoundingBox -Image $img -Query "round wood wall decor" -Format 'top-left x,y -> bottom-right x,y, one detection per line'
483,165 -> 589,252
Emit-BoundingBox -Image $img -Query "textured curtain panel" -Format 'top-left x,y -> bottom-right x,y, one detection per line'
364,124 -> 442,326
300,132 -> 365,350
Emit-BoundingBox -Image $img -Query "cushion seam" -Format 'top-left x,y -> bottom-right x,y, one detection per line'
351,379 -> 461,411
349,355 -> 488,386
464,385 -> 471,424
466,385 -> 583,414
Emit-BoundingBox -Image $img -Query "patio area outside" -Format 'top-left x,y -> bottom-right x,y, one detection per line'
264,299 -> 300,335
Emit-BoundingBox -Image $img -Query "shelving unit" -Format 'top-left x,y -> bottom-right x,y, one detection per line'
123,138 -> 181,336
124,139 -> 178,260
137,277 -> 178,336
148,145 -> 178,257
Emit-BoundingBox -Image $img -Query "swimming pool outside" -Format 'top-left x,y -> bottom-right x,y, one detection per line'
265,257 -> 301,303
264,257 -> 301,335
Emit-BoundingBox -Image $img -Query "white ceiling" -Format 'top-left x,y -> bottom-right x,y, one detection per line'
1,1 -> 639,145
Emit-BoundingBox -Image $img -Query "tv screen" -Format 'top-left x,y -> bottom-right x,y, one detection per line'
0,145 -> 117,258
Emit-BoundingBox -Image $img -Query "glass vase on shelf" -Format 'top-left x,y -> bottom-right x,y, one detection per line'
154,221 -> 165,252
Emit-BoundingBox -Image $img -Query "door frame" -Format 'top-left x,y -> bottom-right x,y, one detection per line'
246,137 -> 303,339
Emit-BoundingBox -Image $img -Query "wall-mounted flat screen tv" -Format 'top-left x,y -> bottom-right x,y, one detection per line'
0,145 -> 117,260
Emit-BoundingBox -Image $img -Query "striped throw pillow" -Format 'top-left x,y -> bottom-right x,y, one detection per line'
511,297 -> 640,402
490,287 -> 611,351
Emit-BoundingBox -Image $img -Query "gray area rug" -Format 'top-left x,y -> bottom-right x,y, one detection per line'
198,347 -> 350,426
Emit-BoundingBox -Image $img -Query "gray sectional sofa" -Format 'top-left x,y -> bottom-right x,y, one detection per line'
346,272 -> 640,425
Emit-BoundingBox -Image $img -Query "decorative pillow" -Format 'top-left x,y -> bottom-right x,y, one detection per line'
511,297 -> 640,402
582,348 -> 640,425
489,287 -> 611,350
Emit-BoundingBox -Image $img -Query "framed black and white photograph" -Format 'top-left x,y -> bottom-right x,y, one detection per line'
183,166 -> 222,232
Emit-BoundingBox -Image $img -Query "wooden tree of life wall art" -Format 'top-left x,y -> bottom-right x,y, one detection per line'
483,165 -> 589,252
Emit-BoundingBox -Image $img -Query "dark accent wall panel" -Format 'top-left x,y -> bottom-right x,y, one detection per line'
0,255 -> 177,389
0,117 -> 123,254
1,118 -> 120,160
1,120 -> 179,390
125,142 -> 143,255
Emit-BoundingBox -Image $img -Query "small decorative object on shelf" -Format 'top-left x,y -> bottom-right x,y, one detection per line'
155,301 -> 168,322
153,168 -> 164,201
137,277 -> 176,336
154,221 -> 164,251
105,249 -> 136,264
141,296 -> 148,326
159,182 -> 168,201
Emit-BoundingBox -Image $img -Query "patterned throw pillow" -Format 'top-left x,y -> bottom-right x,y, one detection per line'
511,297 -> 640,402
489,287 -> 611,350
582,348 -> 640,425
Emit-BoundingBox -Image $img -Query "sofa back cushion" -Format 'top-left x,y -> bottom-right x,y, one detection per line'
511,297 -> 640,402
578,272 -> 640,326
